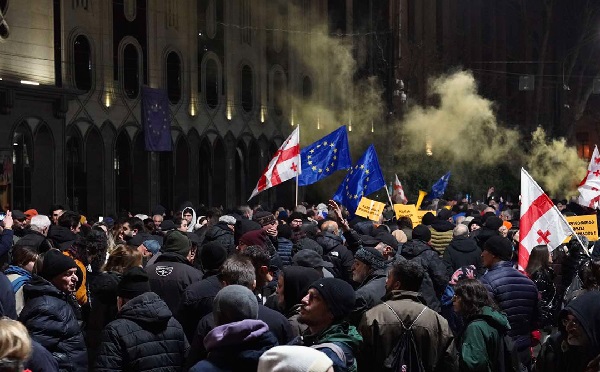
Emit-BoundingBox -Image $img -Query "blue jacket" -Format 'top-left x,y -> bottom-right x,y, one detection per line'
277,237 -> 294,267
480,261 -> 539,351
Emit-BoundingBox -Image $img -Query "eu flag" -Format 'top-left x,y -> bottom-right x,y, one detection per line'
332,145 -> 385,215
298,126 -> 352,186
142,86 -> 172,151
429,171 -> 451,199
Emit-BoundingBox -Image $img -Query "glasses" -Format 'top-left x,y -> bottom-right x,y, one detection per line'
562,318 -> 580,329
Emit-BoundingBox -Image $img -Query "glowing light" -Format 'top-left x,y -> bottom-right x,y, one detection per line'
291,107 -> 295,126
104,93 -> 111,108
426,141 -> 433,156
371,120 -> 374,133
20,80 -> 39,86
317,116 -> 321,130
348,117 -> 352,132
226,100 -> 233,120
190,103 -> 196,117
260,106 -> 266,123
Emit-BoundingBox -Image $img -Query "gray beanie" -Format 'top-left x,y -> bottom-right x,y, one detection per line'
213,285 -> 259,326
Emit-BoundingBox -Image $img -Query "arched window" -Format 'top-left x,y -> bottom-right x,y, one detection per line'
166,52 -> 181,104
123,44 -> 140,99
303,76 -> 313,100
73,35 -> 92,92
241,65 -> 253,112
205,59 -> 219,108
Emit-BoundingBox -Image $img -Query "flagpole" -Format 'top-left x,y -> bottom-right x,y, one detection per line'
295,176 -> 299,207
384,183 -> 394,208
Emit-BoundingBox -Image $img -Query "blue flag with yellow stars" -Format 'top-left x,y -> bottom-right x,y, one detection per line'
298,126 -> 352,186
332,144 -> 385,215
429,171 -> 451,199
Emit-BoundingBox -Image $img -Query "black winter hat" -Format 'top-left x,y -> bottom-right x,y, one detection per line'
421,212 -> 436,226
40,250 -> 77,281
438,209 -> 453,221
117,267 -> 151,299
412,224 -> 432,242
375,232 -> 399,251
483,235 -> 513,261
309,278 -> 355,319
485,216 -> 503,230
160,220 -> 177,231
200,241 -> 228,272
354,247 -> 387,270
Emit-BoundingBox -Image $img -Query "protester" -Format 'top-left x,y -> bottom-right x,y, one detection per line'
359,260 -> 457,372
443,224 -> 483,276
526,245 -> 559,328
316,221 -> 354,282
3,245 -> 38,315
348,246 -> 387,324
203,215 -> 236,255
95,267 -> 189,371
276,265 -> 322,336
19,249 -> 88,371
426,209 -> 455,255
0,211 -> 14,266
47,210 -> 80,250
292,249 -> 335,278
0,317 -> 59,372
15,214 -> 53,253
277,223 -> 294,267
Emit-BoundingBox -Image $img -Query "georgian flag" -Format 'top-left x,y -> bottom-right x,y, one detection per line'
578,145 -> 600,209
392,174 -> 408,204
519,168 -> 575,270
249,127 -> 300,200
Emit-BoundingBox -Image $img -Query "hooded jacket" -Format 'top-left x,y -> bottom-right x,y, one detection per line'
401,239 -> 449,312
442,236 -> 483,276
480,261 -> 539,351
349,269 -> 387,325
181,201 -> 198,233
301,321 -> 363,372
47,225 -> 78,251
178,274 -> 223,341
95,292 -> 189,371
458,306 -> 510,372
204,222 -> 235,255
19,275 -> 88,372
189,319 -> 278,372
359,290 -> 457,372
429,219 -> 454,255
146,252 -> 203,316
316,232 -> 354,283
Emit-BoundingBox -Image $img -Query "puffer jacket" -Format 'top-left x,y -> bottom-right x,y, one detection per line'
277,237 -> 293,266
203,223 -> 235,255
458,306 -> 510,372
316,232 -> 354,283
429,220 -> 454,256
358,290 -> 457,372
349,269 -> 387,325
480,261 -> 539,351
401,239 -> 449,312
19,275 -> 87,372
95,292 -> 189,371
146,252 -> 203,316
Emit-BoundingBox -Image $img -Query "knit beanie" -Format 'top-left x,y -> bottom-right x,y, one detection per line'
40,250 -> 77,281
483,235 -> 513,261
239,229 -> 268,248
117,267 -> 151,299
309,278 -> 355,320
354,247 -> 387,270
219,215 -> 237,225
421,212 -> 436,226
162,230 -> 190,257
253,211 -> 276,227
258,345 -> 333,372
200,241 -> 228,272
213,285 -> 259,326
485,216 -> 504,230
412,224 -> 432,242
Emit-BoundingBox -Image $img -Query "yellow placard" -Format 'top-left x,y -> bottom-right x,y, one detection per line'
565,215 -> 598,241
355,197 -> 386,222
394,204 -> 419,226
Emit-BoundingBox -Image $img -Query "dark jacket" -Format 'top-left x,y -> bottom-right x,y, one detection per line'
0,228 -> 13,267
15,229 -> 53,253
95,292 -> 189,371
401,239 -> 449,312
27,340 -> 59,372
189,319 -> 278,372
530,267 -> 558,327
19,276 -> 88,372
298,321 -> 363,372
0,271 -> 17,319
316,232 -> 354,283
86,271 -> 121,364
480,261 -> 539,351
204,223 -> 235,255
349,269 -> 387,325
359,290 -> 457,372
472,227 -> 499,250
442,236 -> 483,276
47,225 -> 78,251
186,304 -> 294,369
146,252 -> 203,316
458,306 -> 510,372
178,274 -> 222,341
277,237 -> 294,267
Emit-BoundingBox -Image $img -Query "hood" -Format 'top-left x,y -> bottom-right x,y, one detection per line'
47,225 -> 77,244
89,272 -> 120,302
206,223 -> 233,240
118,292 -> 172,327
154,252 -> 191,265
401,239 -> 432,259
22,275 -> 66,301
309,322 -> 362,352
430,219 -> 454,232
564,290 -> 600,355
282,266 -> 322,312
317,232 -> 343,253
449,236 -> 479,253
297,237 -> 323,255
474,306 -> 511,332
204,319 -> 271,351
181,205 -> 197,232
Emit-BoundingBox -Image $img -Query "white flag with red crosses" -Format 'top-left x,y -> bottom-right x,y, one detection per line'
392,174 -> 408,204
578,145 -> 600,209
249,127 -> 301,200
519,168 -> 575,270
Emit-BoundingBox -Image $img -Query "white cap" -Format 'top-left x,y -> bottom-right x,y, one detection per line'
258,345 -> 333,372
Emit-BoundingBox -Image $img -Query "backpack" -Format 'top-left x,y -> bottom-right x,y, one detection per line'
469,316 -> 525,372
382,302 -> 426,372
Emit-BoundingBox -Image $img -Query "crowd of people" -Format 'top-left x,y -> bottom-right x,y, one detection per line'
0,197 -> 599,372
